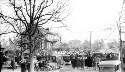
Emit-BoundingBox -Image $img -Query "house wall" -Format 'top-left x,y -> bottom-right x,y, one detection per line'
44,34 -> 59,50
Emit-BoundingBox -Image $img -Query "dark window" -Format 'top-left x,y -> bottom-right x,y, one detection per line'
115,65 -> 119,71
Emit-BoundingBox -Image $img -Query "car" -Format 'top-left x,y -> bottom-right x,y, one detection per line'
63,54 -> 71,65
98,52 -> 121,72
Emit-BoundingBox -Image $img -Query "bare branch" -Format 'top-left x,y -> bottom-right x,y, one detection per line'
9,38 -> 18,46
116,21 -> 120,31
24,0 -> 30,17
0,13 -> 19,21
34,13 -> 53,20
11,3 -> 24,21
9,1 -> 28,31
38,14 -> 53,25
36,0 -> 53,20
0,31 -> 18,36
19,8 -> 28,26
32,0 -> 36,19
4,25 -> 11,33
34,0 -> 45,19
1,16 -> 19,34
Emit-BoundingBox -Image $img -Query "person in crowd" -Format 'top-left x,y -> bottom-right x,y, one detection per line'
76,56 -> 81,69
26,60 -> 30,72
21,59 -> 27,72
86,54 -> 93,69
90,55 -> 93,68
85,56 -> 87,67
38,60 -> 42,69
74,53 -> 78,69
93,56 -> 97,70
35,60 -> 39,72
80,56 -> 85,70
96,56 -> 100,69
85,55 -> 89,69
104,53 -> 107,59
11,58 -> 15,71
15,54 -> 22,65
70,53 -> 76,69
0,52 -> 4,71
38,60 -> 46,70
15,56 -> 18,63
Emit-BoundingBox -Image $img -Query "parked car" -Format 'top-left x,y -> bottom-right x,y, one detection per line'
98,52 -> 121,72
63,54 -> 71,65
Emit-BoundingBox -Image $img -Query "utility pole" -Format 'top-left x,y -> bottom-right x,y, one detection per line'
119,26 -> 123,68
90,31 -> 93,52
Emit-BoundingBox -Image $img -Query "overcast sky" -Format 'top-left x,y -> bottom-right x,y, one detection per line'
57,0 -> 124,43
0,0 -> 124,43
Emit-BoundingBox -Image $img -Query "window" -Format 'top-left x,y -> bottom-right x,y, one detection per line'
115,65 -> 119,70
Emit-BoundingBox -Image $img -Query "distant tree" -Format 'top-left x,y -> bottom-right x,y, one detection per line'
107,40 -> 118,49
68,40 -> 81,48
92,39 -> 104,52
82,40 -> 90,51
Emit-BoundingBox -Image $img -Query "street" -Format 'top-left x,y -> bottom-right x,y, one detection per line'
59,65 -> 98,72
1,65 -> 99,72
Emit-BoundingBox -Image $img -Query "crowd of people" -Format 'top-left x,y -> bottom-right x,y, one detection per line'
70,53 -> 85,70
69,52 -> 100,70
69,52 -> 120,71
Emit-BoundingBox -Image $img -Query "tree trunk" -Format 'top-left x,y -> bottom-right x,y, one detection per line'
29,35 -> 34,72
29,53 -> 34,72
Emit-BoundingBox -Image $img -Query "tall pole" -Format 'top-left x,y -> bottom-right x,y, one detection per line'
90,31 -> 92,52
119,26 -> 123,68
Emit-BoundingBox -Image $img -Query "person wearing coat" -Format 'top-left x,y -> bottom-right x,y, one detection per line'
76,56 -> 81,69
80,57 -> 85,70
21,59 -> 27,72
93,57 -> 96,70
70,53 -> 76,69
86,55 -> 93,68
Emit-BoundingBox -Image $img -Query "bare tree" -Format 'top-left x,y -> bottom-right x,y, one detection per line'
116,0 -> 125,69
0,0 -> 69,72
104,0 -> 125,69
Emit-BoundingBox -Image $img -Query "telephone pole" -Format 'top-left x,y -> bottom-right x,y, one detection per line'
119,26 -> 123,68
90,31 -> 93,52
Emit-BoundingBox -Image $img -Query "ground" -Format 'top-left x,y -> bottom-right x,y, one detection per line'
59,65 -> 98,72
1,64 -> 125,72
1,65 -> 99,72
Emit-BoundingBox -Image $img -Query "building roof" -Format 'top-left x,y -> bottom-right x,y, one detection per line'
21,27 -> 58,42
38,27 -> 55,35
